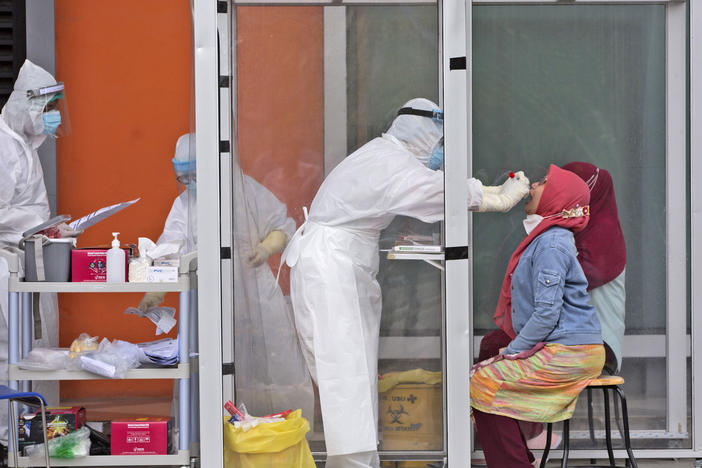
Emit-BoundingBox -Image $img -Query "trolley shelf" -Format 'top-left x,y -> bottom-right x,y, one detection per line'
7,276 -> 194,293
9,363 -> 191,381
10,451 -> 191,466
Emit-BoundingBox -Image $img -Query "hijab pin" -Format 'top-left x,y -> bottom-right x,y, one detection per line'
561,205 -> 590,218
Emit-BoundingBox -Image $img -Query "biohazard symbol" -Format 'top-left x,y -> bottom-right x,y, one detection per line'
387,405 -> 409,424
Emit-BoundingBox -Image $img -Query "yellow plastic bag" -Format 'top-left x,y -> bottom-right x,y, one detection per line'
223,409 -> 315,468
378,368 -> 441,393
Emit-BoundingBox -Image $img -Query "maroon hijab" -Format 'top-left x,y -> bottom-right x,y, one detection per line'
562,162 -> 626,290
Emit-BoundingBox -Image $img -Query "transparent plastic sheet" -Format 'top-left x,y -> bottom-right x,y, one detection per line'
230,165 -> 314,420
231,4 -> 444,455
471,4 -> 674,448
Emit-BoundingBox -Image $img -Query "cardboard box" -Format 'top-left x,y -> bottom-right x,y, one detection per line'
19,406 -> 86,451
146,266 -> 178,283
111,417 -> 173,455
71,248 -> 127,282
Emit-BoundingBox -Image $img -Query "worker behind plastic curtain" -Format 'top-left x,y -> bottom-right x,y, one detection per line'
283,98 -> 530,468
229,152 -> 314,422
138,134 -> 314,422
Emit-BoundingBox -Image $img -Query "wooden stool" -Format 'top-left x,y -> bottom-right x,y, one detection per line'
539,376 -> 638,468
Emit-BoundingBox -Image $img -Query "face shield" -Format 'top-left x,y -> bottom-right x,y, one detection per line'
27,83 -> 71,138
172,133 -> 197,193
173,160 -> 196,193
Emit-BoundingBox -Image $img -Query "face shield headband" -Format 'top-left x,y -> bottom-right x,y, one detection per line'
396,106 -> 444,122
26,83 -> 64,99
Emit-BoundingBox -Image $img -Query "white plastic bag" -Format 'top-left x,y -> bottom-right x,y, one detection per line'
79,338 -> 141,379
17,348 -> 69,371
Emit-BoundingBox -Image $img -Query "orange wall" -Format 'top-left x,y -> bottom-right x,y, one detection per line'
237,7 -> 325,293
55,1 -> 192,401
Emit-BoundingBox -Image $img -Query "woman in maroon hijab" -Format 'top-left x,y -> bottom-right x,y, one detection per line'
562,162 -> 626,373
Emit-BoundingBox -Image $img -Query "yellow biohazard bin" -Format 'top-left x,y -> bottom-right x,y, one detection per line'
379,369 -> 442,467
223,409 -> 316,468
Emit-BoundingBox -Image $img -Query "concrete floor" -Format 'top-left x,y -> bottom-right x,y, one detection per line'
541,459 -> 697,467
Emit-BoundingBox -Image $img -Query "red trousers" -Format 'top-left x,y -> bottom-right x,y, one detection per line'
473,409 -> 536,467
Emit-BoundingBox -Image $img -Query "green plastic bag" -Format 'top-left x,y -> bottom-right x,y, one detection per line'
25,426 -> 90,459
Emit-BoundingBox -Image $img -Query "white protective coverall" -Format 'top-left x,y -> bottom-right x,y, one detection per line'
155,173 -> 313,419
285,98 -> 484,466
0,60 -> 61,443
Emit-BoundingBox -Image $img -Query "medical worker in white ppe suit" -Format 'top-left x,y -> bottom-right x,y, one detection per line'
138,132 -> 296,308
138,133 -> 314,418
284,98 -> 530,467
0,60 -> 77,445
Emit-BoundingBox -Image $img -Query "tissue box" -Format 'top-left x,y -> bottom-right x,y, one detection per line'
146,266 -> 178,282
111,417 -> 173,455
71,249 -> 107,282
18,406 -> 86,451
71,249 -> 128,282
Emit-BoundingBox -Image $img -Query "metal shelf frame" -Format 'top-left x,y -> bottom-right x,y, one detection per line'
9,450 -> 191,467
1,250 -> 199,467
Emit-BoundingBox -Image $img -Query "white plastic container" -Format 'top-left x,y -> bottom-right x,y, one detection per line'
128,238 -> 152,282
106,232 -> 126,283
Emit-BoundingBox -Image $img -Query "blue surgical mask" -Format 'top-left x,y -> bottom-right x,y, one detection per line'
42,110 -> 61,135
429,139 -> 444,170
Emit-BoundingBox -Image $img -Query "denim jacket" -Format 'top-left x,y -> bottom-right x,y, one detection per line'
504,226 -> 602,355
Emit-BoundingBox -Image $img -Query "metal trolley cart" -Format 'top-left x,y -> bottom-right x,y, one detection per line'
1,250 -> 199,467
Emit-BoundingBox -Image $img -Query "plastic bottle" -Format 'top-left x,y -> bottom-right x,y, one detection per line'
128,237 -> 152,282
106,232 -> 126,283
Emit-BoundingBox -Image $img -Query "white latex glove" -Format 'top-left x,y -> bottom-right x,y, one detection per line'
478,171 -> 530,212
138,291 -> 167,314
56,222 -> 83,238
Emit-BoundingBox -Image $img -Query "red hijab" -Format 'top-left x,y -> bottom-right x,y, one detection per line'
494,164 -> 591,338
562,162 -> 626,291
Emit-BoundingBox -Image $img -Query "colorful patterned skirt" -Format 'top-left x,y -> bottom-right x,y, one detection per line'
470,343 -> 605,423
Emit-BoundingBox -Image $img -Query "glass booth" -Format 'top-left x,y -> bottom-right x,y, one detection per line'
215,1 -> 470,465
194,0 -> 699,466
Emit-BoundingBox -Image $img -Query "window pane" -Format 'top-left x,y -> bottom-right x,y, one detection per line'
472,4 -> 686,448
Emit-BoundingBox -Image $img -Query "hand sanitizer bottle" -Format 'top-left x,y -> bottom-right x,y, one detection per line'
106,232 -> 126,283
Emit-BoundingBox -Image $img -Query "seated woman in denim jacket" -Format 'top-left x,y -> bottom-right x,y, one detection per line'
470,164 -> 605,467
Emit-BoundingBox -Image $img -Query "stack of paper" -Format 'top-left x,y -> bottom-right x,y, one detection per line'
136,338 -> 179,366
392,244 -> 443,253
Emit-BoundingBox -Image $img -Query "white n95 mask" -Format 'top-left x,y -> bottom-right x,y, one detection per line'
523,214 -> 544,235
